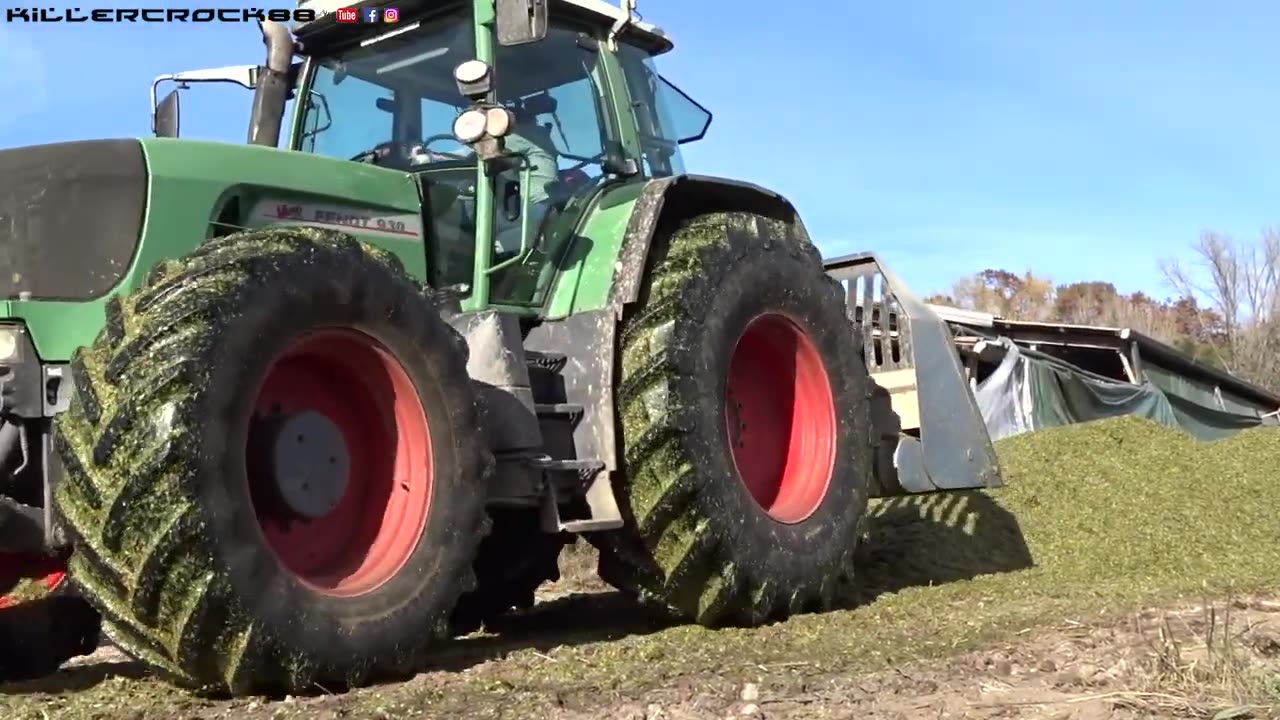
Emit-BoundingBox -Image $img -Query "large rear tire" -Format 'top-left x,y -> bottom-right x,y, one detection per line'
590,212 -> 874,625
51,228 -> 492,694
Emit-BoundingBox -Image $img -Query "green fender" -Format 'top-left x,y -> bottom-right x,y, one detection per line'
544,174 -> 810,318
529,174 -> 829,488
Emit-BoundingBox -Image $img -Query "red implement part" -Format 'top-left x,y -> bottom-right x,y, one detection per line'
0,551 -> 66,609
247,329 -> 433,598
0,550 -> 102,684
725,313 -> 838,524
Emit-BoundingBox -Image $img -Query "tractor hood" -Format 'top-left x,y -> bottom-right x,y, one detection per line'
0,140 -> 148,301
3,137 -> 425,362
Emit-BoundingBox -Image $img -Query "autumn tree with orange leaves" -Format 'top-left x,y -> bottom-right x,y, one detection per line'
928,228 -> 1280,388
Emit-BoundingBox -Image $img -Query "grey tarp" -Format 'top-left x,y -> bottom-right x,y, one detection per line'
973,338 -> 1278,442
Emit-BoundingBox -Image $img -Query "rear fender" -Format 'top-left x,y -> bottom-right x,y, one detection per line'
608,174 -> 809,310
530,175 -> 821,531
824,253 -> 1003,495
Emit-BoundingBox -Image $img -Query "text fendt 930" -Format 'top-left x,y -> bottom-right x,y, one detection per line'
0,0 -> 1001,693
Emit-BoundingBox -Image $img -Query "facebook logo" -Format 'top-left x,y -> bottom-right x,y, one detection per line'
361,7 -> 378,22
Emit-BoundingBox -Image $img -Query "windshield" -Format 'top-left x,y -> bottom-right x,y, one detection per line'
295,11 -> 475,165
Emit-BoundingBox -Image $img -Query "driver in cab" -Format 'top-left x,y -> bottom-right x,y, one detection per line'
490,97 -> 559,258
409,95 -> 559,259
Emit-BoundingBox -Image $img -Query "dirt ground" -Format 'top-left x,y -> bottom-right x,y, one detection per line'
4,552 -> 1278,720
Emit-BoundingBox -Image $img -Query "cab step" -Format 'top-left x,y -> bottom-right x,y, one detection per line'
524,350 -> 567,373
534,403 -> 584,423
527,457 -> 603,474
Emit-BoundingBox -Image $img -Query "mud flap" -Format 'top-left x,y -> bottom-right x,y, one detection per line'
824,252 -> 1002,495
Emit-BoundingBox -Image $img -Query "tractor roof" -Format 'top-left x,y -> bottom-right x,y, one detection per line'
294,0 -> 672,54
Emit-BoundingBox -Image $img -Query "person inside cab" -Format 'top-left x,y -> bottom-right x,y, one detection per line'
408,93 -> 561,260
492,94 -> 560,259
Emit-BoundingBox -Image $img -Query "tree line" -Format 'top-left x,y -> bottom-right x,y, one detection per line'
923,230 -> 1280,391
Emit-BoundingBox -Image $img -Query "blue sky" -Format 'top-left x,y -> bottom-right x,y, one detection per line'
2,0 -> 1277,298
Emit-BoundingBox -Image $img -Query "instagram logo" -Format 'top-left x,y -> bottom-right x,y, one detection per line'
334,7 -> 357,22
383,7 -> 399,21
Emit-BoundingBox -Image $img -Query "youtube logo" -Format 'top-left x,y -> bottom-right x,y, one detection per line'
334,7 -> 357,22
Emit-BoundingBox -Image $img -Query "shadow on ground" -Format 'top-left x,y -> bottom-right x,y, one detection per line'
426,589 -> 680,674
0,488 -> 1033,697
0,659 -> 149,696
850,489 -> 1035,604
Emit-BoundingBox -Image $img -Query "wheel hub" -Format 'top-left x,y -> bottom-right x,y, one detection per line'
724,313 -> 837,524
247,329 -> 434,597
262,410 -> 351,520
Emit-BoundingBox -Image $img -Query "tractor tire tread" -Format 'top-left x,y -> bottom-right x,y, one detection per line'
589,211 -> 874,627
52,227 -> 488,695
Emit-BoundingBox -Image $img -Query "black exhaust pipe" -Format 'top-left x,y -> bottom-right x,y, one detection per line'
247,20 -> 295,147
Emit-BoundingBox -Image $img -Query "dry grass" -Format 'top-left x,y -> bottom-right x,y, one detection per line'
1117,599 -> 1280,718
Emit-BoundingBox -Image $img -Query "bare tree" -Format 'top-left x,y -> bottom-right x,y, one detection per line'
1160,230 -> 1280,386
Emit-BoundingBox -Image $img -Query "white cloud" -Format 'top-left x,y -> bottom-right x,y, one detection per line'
0,28 -> 47,135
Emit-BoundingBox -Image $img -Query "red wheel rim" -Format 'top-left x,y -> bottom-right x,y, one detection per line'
724,313 -> 837,524
247,329 -> 432,597
0,552 -> 67,609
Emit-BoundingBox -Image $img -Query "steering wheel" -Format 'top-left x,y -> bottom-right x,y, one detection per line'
419,134 -> 471,162
349,136 -> 473,167
563,153 -> 605,172
349,140 -> 415,166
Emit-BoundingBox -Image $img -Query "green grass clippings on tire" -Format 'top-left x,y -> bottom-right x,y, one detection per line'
590,211 -> 876,627
51,227 -> 493,695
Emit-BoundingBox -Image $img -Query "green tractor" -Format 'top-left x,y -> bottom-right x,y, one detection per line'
0,0 -> 1001,693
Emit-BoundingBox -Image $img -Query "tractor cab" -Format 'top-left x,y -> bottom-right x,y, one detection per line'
147,0 -> 714,311
283,0 -> 713,309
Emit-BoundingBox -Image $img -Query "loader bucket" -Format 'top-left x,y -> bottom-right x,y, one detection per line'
824,252 -> 1002,496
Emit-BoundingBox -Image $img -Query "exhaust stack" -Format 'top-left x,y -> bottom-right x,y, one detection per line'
247,20 -> 294,147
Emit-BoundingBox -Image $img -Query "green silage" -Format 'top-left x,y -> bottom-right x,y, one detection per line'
990,415 -> 1280,598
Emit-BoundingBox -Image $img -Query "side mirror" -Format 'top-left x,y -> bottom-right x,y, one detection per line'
149,65 -> 261,138
495,0 -> 547,46
154,89 -> 181,138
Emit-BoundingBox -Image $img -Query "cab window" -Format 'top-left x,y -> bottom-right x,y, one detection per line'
617,44 -> 712,178
295,12 -> 474,161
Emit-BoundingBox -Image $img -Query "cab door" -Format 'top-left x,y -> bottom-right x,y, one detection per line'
484,22 -> 630,308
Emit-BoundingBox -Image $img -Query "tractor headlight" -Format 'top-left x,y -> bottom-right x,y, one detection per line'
0,327 -> 20,364
453,109 -> 489,144
484,107 -> 513,138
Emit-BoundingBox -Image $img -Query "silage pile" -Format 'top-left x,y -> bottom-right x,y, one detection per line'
855,416 -> 1280,604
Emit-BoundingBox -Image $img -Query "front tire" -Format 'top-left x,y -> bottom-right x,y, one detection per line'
52,228 -> 492,694
590,212 -> 874,626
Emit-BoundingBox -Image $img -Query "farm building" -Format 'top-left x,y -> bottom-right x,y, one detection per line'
932,304 -> 1280,441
